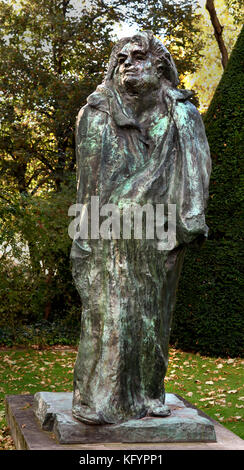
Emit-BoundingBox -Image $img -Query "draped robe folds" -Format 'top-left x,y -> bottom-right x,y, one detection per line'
71,83 -> 211,425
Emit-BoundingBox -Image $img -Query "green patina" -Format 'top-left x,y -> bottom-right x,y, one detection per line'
71,31 -> 211,425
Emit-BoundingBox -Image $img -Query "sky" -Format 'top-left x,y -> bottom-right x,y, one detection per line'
69,0 -> 207,39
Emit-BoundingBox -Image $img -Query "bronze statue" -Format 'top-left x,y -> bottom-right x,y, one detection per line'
71,31 -> 211,425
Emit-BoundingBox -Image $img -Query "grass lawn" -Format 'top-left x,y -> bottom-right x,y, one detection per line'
0,346 -> 243,449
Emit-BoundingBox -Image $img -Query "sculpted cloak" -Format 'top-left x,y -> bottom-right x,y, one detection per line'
71,51 -> 211,425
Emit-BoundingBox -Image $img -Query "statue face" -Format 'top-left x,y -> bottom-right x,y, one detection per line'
114,42 -> 160,92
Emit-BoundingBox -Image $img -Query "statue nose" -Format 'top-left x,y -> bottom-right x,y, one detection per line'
124,56 -> 132,67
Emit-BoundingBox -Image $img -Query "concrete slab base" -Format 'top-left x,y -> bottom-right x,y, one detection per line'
5,394 -> 244,450
33,392 -> 216,444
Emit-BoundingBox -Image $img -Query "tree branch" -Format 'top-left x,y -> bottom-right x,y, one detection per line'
206,0 -> 229,69
30,177 -> 51,196
0,194 -> 12,204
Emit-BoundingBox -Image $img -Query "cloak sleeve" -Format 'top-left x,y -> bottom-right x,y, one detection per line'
75,104 -> 108,205
71,103 -> 107,259
172,100 -> 211,244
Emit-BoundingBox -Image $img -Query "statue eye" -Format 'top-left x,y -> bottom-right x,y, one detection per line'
118,56 -> 126,64
134,54 -> 145,60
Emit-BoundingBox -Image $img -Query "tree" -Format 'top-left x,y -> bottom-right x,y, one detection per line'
183,0 -> 242,112
205,0 -> 243,70
0,0 -> 121,323
205,0 -> 229,68
0,0 -> 120,195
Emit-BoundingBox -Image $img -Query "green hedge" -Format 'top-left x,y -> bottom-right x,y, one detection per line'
171,241 -> 244,357
171,26 -> 244,357
0,318 -> 79,348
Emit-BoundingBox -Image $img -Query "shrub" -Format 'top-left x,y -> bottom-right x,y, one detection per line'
0,184 -> 81,332
171,27 -> 244,357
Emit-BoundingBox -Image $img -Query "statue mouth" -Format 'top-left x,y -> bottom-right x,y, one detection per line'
124,69 -> 138,75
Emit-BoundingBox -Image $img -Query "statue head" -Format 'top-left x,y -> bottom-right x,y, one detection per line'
105,30 -> 179,94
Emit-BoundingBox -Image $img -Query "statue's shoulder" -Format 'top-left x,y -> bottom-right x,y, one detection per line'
76,85 -> 112,139
165,88 -> 203,131
76,106 -> 107,142
167,89 -> 209,156
76,102 -> 107,125
87,85 -> 112,112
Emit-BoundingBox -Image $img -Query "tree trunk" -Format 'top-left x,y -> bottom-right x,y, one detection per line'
206,0 -> 229,69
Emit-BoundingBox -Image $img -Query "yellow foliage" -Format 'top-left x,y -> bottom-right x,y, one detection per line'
184,0 -> 241,112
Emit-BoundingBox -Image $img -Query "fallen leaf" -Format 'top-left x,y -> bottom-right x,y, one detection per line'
225,416 -> 242,422
200,397 -> 214,402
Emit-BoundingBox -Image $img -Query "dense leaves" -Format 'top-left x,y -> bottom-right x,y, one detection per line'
204,25 -> 244,241
0,0 -> 118,193
171,241 -> 244,357
224,0 -> 244,24
0,0 -> 120,328
0,187 -> 81,328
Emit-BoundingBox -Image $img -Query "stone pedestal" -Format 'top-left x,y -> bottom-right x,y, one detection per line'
33,392 -> 216,444
5,393 -> 244,450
